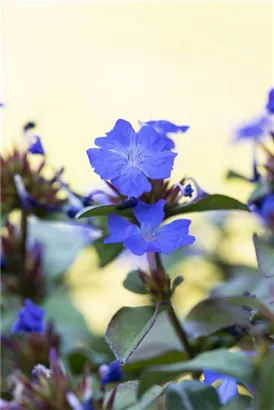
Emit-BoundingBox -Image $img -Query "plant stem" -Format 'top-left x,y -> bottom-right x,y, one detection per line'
19,209 -> 28,302
167,302 -> 194,359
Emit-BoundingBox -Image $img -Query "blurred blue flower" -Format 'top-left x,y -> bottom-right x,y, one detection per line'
28,135 -> 45,155
14,174 -> 40,210
235,116 -> 269,141
142,119 -> 189,150
266,88 -> 274,114
12,299 -> 45,334
99,360 -> 122,386
67,393 -> 94,410
23,121 -> 36,133
87,119 -> 177,198
203,371 -> 238,404
260,194 -> 274,220
105,199 -> 195,255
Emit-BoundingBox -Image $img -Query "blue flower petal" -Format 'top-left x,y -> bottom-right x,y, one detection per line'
104,215 -> 135,244
28,135 -> 45,155
12,299 -> 45,334
137,125 -> 167,151
123,232 -> 149,255
236,116 -> 269,141
86,148 -> 127,180
144,120 -> 189,134
203,371 -> 222,385
101,360 -> 123,385
266,88 -> 274,114
140,151 -> 177,179
111,166 -> 152,197
151,219 -> 195,253
133,200 -> 165,227
217,379 -> 238,405
95,119 -> 135,150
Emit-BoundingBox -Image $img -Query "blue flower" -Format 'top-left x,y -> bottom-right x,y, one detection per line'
105,199 -> 195,255
13,174 -> 41,210
260,194 -> 274,220
203,371 -> 238,404
266,88 -> 274,114
87,119 -> 177,198
28,135 -> 45,155
142,120 -> 189,150
99,360 -> 122,386
12,299 -> 45,334
235,116 -> 269,141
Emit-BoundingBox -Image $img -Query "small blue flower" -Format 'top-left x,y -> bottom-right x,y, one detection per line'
87,119 -> 177,198
142,120 -> 189,150
235,116 -> 269,141
203,371 -> 238,404
266,88 -> 274,114
13,174 -> 41,210
12,299 -> 45,334
179,183 -> 194,198
28,135 -> 45,155
1,253 -> 6,270
99,360 -> 122,386
260,194 -> 274,220
105,199 -> 195,255
23,121 -> 36,133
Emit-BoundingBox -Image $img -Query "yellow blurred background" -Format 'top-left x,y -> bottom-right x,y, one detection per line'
2,2 -> 273,333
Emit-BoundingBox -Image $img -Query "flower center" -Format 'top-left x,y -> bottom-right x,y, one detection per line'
141,224 -> 157,242
126,146 -> 142,168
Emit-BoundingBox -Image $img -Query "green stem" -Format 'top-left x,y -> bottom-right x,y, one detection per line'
167,302 -> 194,359
19,210 -> 28,302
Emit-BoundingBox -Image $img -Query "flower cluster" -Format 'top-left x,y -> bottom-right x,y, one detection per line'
232,88 -> 274,230
87,119 -> 195,255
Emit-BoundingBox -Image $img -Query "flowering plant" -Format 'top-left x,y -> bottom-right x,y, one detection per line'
1,90 -> 274,409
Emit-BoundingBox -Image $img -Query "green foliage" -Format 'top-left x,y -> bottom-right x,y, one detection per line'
123,271 -> 148,295
43,289 -> 91,353
184,296 -> 250,338
94,236 -> 124,267
104,304 -> 165,363
76,204 -> 131,219
104,381 -> 163,410
138,349 -> 256,396
253,233 -> 274,277
165,380 -> 220,410
29,217 -> 95,281
167,194 -> 249,217
258,350 -> 274,410
226,170 -> 250,182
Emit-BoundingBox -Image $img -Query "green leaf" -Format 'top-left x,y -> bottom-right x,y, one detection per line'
167,194 -> 249,217
66,348 -> 92,375
221,395 -> 252,410
94,237 -> 124,267
123,271 -> 147,295
253,234 -> 274,277
76,204 -> 131,219
171,276 -> 184,296
104,381 -> 163,410
29,217 -> 99,280
184,296 -> 250,338
259,351 -> 274,410
104,303 -> 165,363
165,380 -> 220,410
138,349 -> 256,397
124,350 -> 187,379
43,289 -> 91,353
226,170 -> 250,182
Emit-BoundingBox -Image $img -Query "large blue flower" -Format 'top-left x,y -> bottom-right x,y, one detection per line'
266,88 -> 274,114
87,119 -> 177,198
235,116 -> 269,141
142,119 -> 189,150
12,299 -> 45,334
104,199 -> 195,255
203,371 -> 238,404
